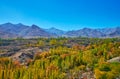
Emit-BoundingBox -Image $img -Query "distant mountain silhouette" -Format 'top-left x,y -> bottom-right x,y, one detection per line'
0,23 -> 52,38
65,28 -> 105,37
45,27 -> 66,36
108,27 -> 120,37
21,24 -> 52,38
0,23 -> 120,38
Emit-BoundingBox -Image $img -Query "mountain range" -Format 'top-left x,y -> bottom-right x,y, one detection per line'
0,23 -> 120,38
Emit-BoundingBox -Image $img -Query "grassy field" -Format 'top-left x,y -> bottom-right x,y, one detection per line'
0,37 -> 120,79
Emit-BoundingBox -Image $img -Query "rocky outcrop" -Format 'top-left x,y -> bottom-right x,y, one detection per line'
107,57 -> 120,63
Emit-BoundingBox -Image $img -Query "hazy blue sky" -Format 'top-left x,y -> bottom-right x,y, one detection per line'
0,0 -> 120,30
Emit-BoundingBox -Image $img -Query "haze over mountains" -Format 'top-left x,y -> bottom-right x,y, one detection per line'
0,23 -> 120,38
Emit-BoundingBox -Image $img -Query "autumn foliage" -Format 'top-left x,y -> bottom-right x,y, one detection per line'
0,37 -> 120,79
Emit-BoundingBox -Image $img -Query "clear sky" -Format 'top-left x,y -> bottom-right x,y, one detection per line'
0,0 -> 120,31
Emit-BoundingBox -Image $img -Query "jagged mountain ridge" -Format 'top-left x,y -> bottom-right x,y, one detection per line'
65,28 -> 106,37
0,23 -> 53,38
0,23 -> 120,38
